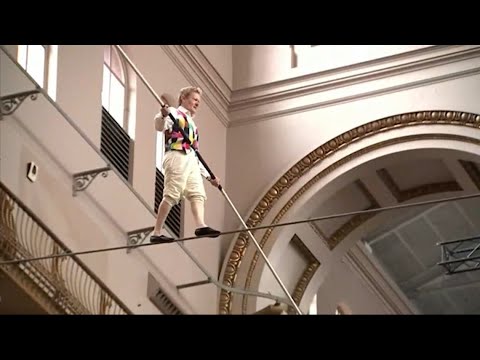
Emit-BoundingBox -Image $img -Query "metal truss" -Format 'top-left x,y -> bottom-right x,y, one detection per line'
437,235 -> 480,274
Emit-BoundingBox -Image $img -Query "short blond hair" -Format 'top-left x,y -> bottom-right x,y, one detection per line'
178,86 -> 202,106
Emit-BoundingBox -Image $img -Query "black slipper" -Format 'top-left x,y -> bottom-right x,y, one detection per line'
150,234 -> 175,243
195,226 -> 221,238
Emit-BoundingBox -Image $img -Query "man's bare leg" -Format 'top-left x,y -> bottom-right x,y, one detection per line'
153,199 -> 172,235
191,199 -> 221,238
191,199 -> 206,228
150,198 -> 175,243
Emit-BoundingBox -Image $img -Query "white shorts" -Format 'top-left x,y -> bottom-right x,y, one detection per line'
162,150 -> 206,206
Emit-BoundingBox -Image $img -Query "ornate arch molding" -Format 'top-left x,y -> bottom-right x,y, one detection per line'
219,110 -> 480,314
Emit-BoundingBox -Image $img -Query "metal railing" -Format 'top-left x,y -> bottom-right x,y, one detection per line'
0,181 -> 132,314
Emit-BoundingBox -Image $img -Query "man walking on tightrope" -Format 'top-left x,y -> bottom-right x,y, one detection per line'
151,86 -> 221,243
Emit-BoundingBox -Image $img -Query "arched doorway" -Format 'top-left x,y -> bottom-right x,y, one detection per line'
220,110 -> 480,314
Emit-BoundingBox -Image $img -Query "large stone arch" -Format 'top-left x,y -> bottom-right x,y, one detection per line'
219,110 -> 480,314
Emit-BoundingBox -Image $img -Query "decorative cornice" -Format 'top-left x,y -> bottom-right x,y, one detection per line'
160,45 -> 480,128
228,46 -> 480,126
219,110 -> 480,315
377,168 -> 463,203
288,234 -> 320,314
230,46 -> 472,107
182,46 -> 231,106
160,45 -> 230,127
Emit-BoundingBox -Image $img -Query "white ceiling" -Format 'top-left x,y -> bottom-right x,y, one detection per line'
311,150 -> 480,314
364,199 -> 480,314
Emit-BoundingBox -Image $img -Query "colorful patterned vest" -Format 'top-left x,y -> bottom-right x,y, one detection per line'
165,109 -> 199,153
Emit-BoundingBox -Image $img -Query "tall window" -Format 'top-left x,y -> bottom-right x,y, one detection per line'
17,45 -> 57,100
100,46 -> 133,184
18,45 -> 46,87
102,46 -> 127,132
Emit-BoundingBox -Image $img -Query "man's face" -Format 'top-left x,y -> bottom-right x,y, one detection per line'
181,92 -> 201,115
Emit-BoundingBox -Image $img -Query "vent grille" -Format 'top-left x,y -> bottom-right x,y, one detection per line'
147,273 -> 183,315
100,106 -> 181,238
100,107 -> 131,182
